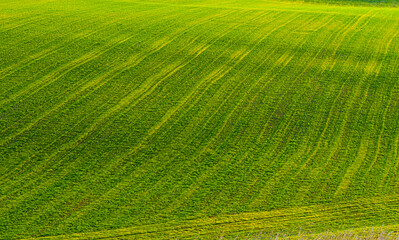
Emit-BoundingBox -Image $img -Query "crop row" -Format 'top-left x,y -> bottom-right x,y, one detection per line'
1,0 -> 399,238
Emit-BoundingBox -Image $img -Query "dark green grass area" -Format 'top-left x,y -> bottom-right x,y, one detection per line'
1,0 -> 399,239
301,0 -> 399,7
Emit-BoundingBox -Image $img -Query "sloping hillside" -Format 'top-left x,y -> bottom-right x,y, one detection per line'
1,0 -> 399,238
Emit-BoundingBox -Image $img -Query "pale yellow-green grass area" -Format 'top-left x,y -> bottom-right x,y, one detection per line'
1,0 -> 399,239
22,226 -> 399,239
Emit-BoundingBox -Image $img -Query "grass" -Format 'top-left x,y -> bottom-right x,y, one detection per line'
21,223 -> 399,239
1,0 -> 399,239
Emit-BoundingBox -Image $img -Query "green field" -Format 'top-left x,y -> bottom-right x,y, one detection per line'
1,0 -> 399,239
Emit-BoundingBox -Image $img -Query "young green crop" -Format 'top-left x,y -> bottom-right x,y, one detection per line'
1,0 -> 399,239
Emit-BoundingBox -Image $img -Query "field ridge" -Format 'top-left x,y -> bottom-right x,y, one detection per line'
1,0 -> 399,239
23,195 -> 399,239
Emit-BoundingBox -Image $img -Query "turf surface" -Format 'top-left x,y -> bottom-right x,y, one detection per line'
1,0 -> 399,238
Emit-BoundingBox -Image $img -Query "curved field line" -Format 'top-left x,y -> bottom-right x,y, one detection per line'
290,12 -> 377,181
151,19 -> 303,212
0,8 -> 247,204
81,13 -> 284,214
209,13 -> 307,144
22,195 -> 399,240
0,10 -> 184,144
2,1 -> 399,238
0,15 -> 49,33
363,21 -> 399,172
164,51 -> 296,213
133,12 -> 302,210
0,9 -> 187,182
0,9 -> 235,193
16,15 -> 272,231
76,10 -> 278,210
132,10 -> 305,193
147,11 -> 296,142
0,18 -> 125,105
0,6 -> 165,80
53,10 -> 275,220
0,7 -> 98,49
245,12 -> 373,206
158,12 -> 343,212
331,18 -> 396,196
115,0 -> 380,16
250,17 -> 348,159
0,9 -> 232,189
334,19 -> 399,197
253,13 -> 363,143
143,11 -> 274,139
39,9 -> 239,152
0,35 -> 136,145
